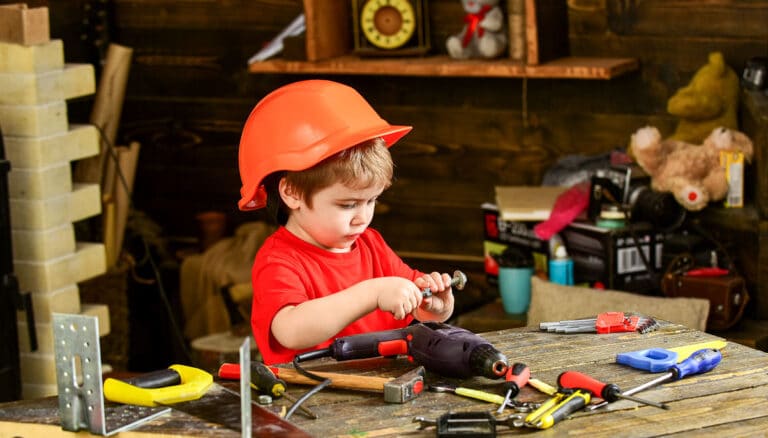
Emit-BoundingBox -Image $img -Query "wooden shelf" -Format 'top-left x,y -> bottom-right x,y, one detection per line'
248,55 -> 639,80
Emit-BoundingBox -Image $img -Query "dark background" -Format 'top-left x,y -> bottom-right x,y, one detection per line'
5,0 -> 768,367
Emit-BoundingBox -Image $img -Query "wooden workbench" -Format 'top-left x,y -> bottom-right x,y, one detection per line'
2,321 -> 768,437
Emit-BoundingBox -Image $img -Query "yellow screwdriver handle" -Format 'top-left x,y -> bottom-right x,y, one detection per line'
524,393 -> 564,426
454,387 -> 507,405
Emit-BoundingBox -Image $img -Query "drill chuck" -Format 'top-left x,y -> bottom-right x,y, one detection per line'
469,344 -> 509,379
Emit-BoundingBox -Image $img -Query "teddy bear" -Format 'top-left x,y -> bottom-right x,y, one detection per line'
667,52 -> 740,144
630,125 -> 753,211
446,0 -> 507,59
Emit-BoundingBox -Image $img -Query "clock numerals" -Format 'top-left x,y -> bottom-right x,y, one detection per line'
360,0 -> 416,50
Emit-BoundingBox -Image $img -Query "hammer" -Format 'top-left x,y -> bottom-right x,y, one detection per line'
271,366 -> 426,403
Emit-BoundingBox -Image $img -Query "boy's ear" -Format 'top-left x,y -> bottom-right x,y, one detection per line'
278,177 -> 302,209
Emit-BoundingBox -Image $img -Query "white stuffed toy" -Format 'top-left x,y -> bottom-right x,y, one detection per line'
446,0 -> 508,59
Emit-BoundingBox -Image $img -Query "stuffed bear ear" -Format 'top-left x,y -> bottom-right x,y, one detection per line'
708,52 -> 726,77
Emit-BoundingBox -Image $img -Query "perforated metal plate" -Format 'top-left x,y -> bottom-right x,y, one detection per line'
52,313 -> 169,435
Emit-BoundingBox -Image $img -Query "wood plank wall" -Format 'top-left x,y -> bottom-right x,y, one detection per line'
14,0 -> 768,279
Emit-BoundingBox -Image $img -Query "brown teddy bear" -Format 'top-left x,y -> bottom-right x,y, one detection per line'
630,125 -> 753,211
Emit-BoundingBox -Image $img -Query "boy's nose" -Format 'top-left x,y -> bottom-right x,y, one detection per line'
352,206 -> 373,225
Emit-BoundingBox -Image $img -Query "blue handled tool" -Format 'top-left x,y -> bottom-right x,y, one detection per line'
590,348 -> 722,411
617,348 -> 678,372
636,348 -> 722,389
616,340 -> 727,372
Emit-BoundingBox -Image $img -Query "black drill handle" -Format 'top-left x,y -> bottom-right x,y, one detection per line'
329,327 -> 410,361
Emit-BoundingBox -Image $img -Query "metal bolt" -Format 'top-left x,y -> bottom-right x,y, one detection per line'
422,270 -> 468,297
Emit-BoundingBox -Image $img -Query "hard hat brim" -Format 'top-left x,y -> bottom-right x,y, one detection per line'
238,123 -> 412,211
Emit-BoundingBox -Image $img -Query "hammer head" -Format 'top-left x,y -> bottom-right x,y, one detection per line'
383,366 -> 425,403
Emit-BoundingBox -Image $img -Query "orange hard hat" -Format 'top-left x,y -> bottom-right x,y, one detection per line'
238,80 -> 412,211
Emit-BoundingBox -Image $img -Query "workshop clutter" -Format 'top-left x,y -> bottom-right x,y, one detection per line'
482,203 -> 551,283
483,197 -> 664,294
561,221 -> 664,293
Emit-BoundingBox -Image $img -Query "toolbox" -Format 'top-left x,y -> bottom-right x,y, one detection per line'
560,221 -> 664,293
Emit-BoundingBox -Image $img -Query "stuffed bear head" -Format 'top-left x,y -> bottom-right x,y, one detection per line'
446,0 -> 507,59
630,125 -> 753,211
667,52 -> 740,144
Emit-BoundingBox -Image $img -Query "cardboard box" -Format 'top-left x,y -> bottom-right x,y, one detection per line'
482,203 -> 551,284
560,221 -> 664,293
0,4 -> 49,45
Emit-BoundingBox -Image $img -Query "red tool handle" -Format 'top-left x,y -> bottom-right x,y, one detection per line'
505,362 -> 530,397
558,370 -> 619,401
218,362 -> 240,380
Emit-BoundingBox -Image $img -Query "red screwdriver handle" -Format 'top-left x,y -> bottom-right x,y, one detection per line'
507,363 -> 530,386
558,370 -> 618,401
504,362 -> 530,397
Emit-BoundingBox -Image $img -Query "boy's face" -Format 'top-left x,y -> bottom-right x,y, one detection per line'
284,181 -> 386,252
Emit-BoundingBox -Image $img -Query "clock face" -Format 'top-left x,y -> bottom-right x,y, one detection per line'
360,0 -> 416,50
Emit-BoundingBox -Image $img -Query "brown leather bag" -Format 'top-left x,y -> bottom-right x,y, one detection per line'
662,271 -> 749,331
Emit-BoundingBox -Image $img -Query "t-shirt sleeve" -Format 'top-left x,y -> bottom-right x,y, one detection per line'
250,257 -> 309,363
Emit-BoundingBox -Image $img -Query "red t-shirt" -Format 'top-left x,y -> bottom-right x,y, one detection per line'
251,226 -> 421,365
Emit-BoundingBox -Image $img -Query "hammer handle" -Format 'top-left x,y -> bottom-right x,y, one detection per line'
272,367 -> 391,392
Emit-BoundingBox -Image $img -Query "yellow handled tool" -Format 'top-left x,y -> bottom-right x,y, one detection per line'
103,364 -> 213,407
428,383 -> 506,405
525,390 -> 591,429
668,340 -> 727,361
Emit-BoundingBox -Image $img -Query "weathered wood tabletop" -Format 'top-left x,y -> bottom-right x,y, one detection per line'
2,321 -> 768,437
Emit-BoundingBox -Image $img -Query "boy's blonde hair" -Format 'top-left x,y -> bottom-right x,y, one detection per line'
266,138 -> 393,223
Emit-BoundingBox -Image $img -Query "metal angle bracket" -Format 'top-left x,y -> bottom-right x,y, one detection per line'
52,313 -> 170,436
240,336 -> 252,438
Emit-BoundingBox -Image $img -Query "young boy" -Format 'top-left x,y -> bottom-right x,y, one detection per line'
238,80 -> 456,365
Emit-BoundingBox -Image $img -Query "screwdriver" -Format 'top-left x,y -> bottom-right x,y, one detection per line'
524,389 -> 591,429
626,348 -> 723,395
588,348 -> 723,411
558,370 -> 669,409
250,362 -> 318,419
496,362 -> 530,414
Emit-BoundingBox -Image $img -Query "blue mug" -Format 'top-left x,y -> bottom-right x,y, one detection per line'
498,267 -> 534,314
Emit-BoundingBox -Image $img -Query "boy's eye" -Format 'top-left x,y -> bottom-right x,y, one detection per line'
338,198 -> 376,209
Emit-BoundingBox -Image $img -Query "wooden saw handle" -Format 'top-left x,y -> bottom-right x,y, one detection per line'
272,367 -> 391,392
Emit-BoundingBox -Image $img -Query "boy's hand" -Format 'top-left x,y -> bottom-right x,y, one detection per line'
375,277 -> 424,320
413,272 -> 455,322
